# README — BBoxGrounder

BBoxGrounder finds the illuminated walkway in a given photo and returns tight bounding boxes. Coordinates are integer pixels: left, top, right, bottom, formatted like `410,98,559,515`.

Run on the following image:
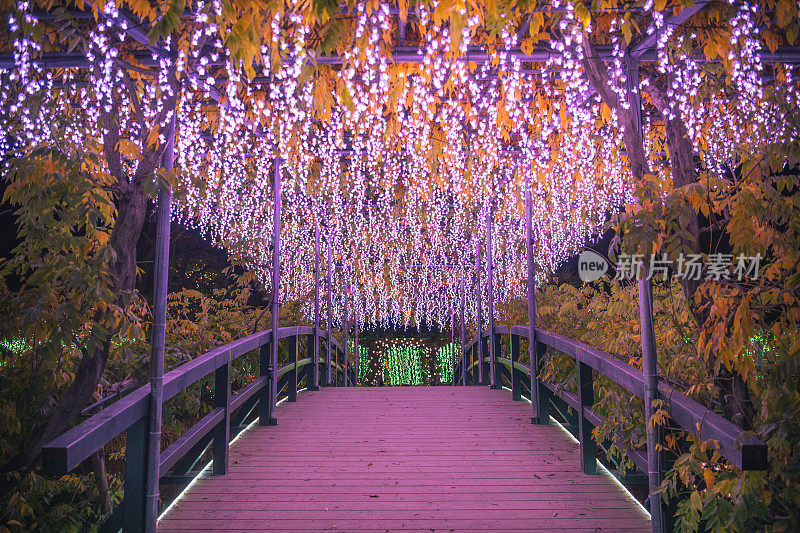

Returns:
159,387,650,532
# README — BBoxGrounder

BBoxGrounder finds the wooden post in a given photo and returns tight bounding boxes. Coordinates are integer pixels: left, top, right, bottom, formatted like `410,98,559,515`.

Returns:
511,334,521,400
337,346,343,387
288,333,298,402
306,333,315,391
266,158,282,427
493,333,502,389
212,353,231,474
535,341,550,424
577,355,596,474
486,207,499,389
258,341,271,425
144,115,174,531
481,335,490,385
122,416,148,532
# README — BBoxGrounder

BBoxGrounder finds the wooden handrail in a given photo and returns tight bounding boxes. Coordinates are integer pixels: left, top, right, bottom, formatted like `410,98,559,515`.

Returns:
457,326,767,471
42,326,344,475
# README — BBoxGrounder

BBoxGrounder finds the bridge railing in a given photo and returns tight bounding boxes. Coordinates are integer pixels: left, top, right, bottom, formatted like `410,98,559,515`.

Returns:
41,326,352,533
453,325,767,478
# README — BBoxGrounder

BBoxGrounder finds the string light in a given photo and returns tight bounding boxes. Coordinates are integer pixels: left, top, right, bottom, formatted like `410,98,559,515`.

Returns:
2,1,796,334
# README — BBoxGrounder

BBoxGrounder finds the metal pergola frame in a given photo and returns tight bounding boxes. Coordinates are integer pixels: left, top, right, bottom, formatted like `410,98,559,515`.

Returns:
3,3,794,533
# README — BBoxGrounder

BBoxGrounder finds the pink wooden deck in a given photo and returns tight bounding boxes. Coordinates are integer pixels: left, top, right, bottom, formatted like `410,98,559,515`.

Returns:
159,387,651,532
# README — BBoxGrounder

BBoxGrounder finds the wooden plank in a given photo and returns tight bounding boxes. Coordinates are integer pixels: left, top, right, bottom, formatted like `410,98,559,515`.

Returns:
160,518,649,531
159,387,649,532
165,498,644,510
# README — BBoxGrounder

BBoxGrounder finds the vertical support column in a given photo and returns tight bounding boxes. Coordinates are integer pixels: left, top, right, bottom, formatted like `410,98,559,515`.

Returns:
475,235,483,385
511,334,521,400
486,207,498,389
450,302,456,386
480,336,490,385
212,352,231,475
337,346,343,386
459,268,467,387
493,333,502,389
343,282,349,387
267,158,282,427
312,212,321,391
123,416,149,532
466,344,472,385
627,50,664,533
258,340,270,425
470,339,481,385
576,355,596,474
306,333,315,390
640,277,664,531
326,219,333,387
525,172,544,425
288,333,298,402
535,341,550,423
143,116,175,531
354,303,359,387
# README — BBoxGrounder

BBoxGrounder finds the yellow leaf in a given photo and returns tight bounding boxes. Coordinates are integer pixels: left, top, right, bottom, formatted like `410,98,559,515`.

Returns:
600,102,611,121
622,22,632,45
147,127,159,149
703,468,715,488
521,37,534,55
398,0,408,23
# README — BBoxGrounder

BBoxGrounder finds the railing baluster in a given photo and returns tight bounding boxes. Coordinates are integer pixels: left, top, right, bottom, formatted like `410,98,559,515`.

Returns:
493,332,502,390
481,335,490,385
533,340,550,424
511,334,521,401
288,334,298,402
212,352,231,475
472,343,479,386
577,356,596,475
307,333,315,390
467,344,474,385
336,347,342,386
122,416,148,532
259,341,276,426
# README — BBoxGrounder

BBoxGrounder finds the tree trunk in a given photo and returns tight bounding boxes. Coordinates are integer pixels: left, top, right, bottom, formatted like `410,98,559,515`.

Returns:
0,186,147,492
581,41,755,429
647,79,756,429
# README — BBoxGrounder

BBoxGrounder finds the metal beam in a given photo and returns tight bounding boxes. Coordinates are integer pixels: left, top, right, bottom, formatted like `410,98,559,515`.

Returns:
631,2,709,59
6,45,800,71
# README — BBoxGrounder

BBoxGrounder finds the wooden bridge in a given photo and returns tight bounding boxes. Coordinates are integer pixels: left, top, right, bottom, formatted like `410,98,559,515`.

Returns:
41,324,766,533
159,387,650,532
